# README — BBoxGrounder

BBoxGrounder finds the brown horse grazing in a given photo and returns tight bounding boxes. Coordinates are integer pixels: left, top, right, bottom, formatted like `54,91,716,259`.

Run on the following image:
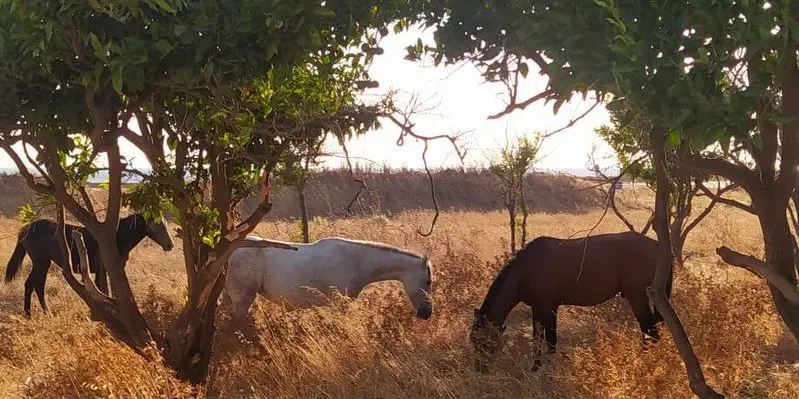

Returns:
470,231,672,372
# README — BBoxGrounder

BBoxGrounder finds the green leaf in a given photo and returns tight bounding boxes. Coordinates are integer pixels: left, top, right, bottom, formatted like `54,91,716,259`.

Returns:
519,62,529,78
88,33,102,52
667,129,681,147
155,40,173,55
314,7,336,18
553,97,566,114
174,24,188,37
147,0,177,13
112,66,124,94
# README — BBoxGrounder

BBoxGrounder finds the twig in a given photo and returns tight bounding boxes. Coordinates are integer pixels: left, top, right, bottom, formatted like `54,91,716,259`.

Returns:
381,97,468,236
542,98,602,138
487,90,555,120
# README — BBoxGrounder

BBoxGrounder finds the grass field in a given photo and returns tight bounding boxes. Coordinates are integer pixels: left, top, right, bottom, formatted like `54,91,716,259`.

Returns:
0,189,797,398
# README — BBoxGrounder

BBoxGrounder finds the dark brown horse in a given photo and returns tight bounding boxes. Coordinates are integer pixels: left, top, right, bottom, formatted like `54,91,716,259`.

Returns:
470,231,672,372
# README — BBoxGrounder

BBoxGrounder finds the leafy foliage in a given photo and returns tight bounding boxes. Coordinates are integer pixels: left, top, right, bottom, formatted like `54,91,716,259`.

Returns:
16,202,38,225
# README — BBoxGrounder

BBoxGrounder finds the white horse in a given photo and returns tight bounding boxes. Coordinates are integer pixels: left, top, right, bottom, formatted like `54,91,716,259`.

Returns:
224,236,434,323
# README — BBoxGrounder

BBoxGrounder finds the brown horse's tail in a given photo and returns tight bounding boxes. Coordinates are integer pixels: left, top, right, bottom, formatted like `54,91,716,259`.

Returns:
4,227,29,283
652,264,674,324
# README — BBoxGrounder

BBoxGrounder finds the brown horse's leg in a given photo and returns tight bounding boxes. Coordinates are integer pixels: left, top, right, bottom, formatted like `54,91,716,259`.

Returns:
625,290,659,345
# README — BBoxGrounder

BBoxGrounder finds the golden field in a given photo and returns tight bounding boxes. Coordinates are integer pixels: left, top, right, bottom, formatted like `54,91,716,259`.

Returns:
0,188,797,398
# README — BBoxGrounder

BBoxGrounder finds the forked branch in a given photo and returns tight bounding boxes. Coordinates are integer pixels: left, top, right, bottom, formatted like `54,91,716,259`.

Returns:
716,246,799,305
382,95,468,236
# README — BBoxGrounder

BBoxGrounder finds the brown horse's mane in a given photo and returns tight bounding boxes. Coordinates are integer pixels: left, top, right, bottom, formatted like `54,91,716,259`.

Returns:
477,236,553,315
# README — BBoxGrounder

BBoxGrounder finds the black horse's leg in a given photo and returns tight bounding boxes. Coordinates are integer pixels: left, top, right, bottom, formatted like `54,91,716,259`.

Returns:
531,306,546,371
625,290,659,346
23,267,35,318
543,306,558,354
24,260,48,317
33,265,49,314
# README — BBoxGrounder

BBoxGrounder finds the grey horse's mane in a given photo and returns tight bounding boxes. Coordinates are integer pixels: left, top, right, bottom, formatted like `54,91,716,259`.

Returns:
320,237,427,261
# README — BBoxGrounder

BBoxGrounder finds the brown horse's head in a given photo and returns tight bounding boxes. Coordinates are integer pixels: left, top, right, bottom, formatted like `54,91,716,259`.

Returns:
470,308,506,373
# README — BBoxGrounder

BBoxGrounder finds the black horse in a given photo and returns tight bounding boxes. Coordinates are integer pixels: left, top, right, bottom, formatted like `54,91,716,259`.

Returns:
3,213,174,316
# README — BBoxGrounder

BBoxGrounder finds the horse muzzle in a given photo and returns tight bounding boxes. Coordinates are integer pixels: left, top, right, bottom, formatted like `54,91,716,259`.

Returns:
416,301,433,320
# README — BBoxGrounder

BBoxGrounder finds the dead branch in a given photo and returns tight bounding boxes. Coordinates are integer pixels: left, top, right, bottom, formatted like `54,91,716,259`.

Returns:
487,89,555,120
542,98,602,138
337,137,367,216
682,180,738,240
71,230,118,308
695,181,754,214
55,204,118,318
0,141,54,194
381,95,468,236
716,246,799,305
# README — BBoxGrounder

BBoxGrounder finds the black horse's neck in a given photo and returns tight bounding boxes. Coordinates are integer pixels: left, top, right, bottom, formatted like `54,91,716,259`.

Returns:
116,214,149,257
477,238,548,325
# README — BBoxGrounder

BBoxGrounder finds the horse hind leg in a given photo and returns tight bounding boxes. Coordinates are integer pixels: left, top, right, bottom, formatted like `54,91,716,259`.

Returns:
227,286,257,326
33,265,49,315
24,260,48,317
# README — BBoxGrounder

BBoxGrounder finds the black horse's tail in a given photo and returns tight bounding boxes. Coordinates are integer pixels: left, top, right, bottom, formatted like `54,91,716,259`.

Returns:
4,227,29,283
652,264,674,324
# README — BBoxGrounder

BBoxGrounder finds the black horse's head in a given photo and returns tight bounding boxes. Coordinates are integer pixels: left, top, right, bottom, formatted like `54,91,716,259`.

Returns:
470,308,506,373
143,214,174,251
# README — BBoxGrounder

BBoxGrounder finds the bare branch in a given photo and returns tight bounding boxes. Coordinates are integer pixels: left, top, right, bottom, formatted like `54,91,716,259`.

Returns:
695,181,754,214
71,230,118,307
716,246,799,305
381,97,468,236
682,180,739,240
542,98,602,138
487,89,555,120
0,141,54,194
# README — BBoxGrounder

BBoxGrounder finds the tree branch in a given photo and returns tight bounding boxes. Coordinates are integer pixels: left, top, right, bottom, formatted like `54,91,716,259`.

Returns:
71,230,118,309
695,181,754,214
681,154,755,194
0,142,54,194
487,89,555,120
542,98,602,138
716,246,799,305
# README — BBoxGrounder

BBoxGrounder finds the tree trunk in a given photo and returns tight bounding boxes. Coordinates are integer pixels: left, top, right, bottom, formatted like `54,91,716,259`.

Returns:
519,177,529,248
507,199,516,253
649,132,724,398
167,262,226,384
670,218,686,267
299,189,310,243
753,194,799,340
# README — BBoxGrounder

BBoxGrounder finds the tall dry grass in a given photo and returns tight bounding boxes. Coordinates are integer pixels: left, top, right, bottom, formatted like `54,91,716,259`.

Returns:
0,190,797,398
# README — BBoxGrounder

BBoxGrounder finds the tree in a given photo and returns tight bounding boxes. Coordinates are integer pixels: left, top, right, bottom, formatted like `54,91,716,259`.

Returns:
594,107,741,267
0,0,411,383
274,141,322,244
489,134,540,252
398,1,799,396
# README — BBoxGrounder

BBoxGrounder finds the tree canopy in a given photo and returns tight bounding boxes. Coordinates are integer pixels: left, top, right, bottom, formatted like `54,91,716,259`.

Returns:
0,0,426,382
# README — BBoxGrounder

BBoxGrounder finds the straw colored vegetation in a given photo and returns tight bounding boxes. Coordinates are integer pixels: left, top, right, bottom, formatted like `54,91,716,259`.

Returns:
0,189,797,398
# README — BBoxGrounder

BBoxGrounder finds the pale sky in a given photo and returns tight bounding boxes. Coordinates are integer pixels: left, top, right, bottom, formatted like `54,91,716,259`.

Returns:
0,26,617,174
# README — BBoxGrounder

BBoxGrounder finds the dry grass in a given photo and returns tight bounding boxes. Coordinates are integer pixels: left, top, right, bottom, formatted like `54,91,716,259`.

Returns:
0,188,797,398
